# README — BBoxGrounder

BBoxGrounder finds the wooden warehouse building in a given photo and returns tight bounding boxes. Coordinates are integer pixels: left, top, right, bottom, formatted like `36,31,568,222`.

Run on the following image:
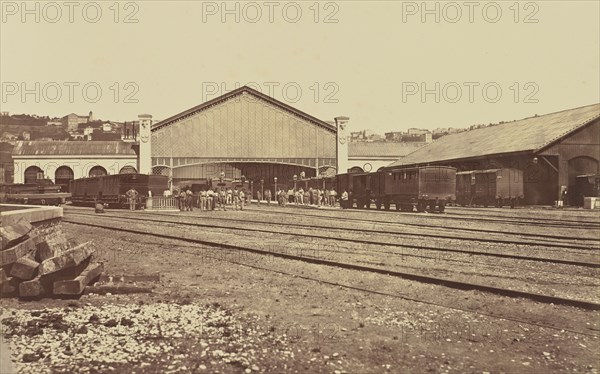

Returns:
387,103,600,205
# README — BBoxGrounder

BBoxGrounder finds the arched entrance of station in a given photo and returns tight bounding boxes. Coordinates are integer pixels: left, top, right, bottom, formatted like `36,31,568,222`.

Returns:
170,162,318,193
55,166,74,192
24,166,44,184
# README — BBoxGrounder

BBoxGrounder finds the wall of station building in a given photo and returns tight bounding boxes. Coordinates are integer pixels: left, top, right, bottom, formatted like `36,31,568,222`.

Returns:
150,91,337,185
12,157,138,186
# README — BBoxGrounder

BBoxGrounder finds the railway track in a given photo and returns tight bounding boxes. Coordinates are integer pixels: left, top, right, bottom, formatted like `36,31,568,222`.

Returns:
68,212,600,287
446,206,600,225
71,222,600,341
62,215,600,311
230,206,599,246
317,203,600,230
65,210,600,267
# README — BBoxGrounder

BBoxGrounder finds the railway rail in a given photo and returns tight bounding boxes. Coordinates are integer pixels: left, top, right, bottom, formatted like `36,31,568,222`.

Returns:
69,221,600,342
62,213,600,311
65,210,600,266
446,207,600,225
233,207,600,246
349,205,599,230
444,209,600,228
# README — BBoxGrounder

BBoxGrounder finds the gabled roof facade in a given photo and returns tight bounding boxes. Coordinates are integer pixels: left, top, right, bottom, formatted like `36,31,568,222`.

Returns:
152,86,336,134
387,103,600,168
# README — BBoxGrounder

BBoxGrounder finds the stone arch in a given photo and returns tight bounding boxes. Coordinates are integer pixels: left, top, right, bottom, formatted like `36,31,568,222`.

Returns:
55,166,74,192
89,166,108,177
119,165,138,174
24,166,44,184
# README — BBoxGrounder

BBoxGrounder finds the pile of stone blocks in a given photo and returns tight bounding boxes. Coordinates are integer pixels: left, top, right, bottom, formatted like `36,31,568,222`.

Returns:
0,218,103,298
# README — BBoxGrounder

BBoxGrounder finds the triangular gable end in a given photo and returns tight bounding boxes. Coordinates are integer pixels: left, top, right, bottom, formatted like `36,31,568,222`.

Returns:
152,86,336,134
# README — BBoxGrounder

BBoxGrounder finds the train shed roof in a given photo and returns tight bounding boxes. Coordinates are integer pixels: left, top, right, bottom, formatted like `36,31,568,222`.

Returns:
387,103,600,167
12,141,138,157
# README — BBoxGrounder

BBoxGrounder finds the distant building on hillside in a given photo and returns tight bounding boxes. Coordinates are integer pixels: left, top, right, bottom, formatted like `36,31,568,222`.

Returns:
407,128,429,135
62,111,94,132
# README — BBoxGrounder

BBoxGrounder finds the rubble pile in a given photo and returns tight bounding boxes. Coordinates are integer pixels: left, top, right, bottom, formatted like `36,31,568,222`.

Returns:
0,218,102,298
0,302,305,373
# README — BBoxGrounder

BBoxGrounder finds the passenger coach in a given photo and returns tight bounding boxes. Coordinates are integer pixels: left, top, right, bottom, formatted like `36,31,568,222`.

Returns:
339,166,456,212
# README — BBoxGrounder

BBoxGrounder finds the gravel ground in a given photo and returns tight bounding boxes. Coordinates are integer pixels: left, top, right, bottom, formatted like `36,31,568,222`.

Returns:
2,206,599,373
63,212,600,303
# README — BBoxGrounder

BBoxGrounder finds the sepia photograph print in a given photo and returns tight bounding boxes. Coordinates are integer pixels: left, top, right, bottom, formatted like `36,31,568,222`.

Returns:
1,1,599,373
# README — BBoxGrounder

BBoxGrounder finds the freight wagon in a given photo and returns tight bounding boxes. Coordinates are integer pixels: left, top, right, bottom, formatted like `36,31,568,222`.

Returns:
456,168,524,208
70,174,168,209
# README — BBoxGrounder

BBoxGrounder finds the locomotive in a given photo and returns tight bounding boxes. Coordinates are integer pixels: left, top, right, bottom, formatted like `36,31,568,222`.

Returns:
70,174,168,209
0,179,71,206
456,168,524,208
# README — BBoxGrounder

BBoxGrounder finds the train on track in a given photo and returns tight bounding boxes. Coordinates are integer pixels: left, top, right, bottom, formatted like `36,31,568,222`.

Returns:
456,168,524,208
301,166,456,212
0,179,71,206
298,166,533,211
70,174,168,209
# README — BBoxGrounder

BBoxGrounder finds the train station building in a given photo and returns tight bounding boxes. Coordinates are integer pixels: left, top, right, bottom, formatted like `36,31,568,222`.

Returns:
11,141,139,191
387,103,600,205
147,86,348,191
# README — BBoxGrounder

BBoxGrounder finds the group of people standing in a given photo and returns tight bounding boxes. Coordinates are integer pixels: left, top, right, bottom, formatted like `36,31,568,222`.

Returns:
166,185,350,212
170,186,247,211
274,187,348,208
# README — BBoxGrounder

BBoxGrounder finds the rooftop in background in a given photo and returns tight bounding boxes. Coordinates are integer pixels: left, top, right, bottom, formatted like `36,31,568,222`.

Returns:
349,142,427,158
387,103,600,168
12,141,138,157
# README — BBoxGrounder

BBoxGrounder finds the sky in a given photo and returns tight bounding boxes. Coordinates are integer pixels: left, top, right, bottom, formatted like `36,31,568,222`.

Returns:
1,0,599,133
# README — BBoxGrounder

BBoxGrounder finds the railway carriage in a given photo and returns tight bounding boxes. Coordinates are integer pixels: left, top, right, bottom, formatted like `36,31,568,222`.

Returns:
381,166,456,212
70,174,168,209
336,166,456,212
456,168,524,208
0,179,70,206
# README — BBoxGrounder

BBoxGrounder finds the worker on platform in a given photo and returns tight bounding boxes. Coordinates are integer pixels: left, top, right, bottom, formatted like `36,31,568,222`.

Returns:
233,187,240,210
256,190,262,206
219,188,227,211
329,188,338,207
226,187,233,206
200,189,207,212
179,188,187,211
264,188,271,205
206,188,219,210
341,190,349,209
239,189,245,210
125,187,139,211
186,187,194,211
